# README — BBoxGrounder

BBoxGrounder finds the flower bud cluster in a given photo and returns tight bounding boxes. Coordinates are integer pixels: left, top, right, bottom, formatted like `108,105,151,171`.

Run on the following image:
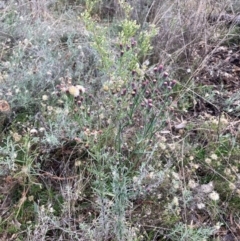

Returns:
119,64,177,110
118,38,137,58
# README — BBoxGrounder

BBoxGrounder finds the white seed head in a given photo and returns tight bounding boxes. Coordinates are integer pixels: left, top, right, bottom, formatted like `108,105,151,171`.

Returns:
30,128,38,135
210,154,218,160
42,95,48,101
199,181,214,194
68,85,80,97
197,203,205,209
208,191,219,201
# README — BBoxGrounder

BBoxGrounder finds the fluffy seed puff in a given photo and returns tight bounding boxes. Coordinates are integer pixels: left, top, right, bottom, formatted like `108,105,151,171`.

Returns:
68,85,86,97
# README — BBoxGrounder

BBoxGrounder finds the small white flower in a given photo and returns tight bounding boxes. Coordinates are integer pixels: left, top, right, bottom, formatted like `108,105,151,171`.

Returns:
12,132,22,142
39,127,46,133
224,168,231,176
133,176,139,183
205,158,211,164
191,163,199,169
229,183,236,190
75,160,82,167
159,143,166,150
173,180,180,189
99,113,104,119
208,191,219,201
236,189,240,196
197,203,205,209
213,161,220,166
47,106,54,111
232,166,238,173
188,179,198,189
214,222,222,230
168,143,176,151
28,195,34,201
157,194,162,199
22,165,29,174
210,154,218,160
172,196,179,206
211,119,218,125
30,128,38,135
147,172,154,179
49,207,54,213
42,95,48,101
220,117,228,125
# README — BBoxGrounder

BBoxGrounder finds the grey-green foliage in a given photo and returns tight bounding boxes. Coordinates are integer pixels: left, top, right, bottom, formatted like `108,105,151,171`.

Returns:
42,109,80,147
0,136,17,176
168,222,214,241
111,166,130,241
222,90,240,116
0,7,99,111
